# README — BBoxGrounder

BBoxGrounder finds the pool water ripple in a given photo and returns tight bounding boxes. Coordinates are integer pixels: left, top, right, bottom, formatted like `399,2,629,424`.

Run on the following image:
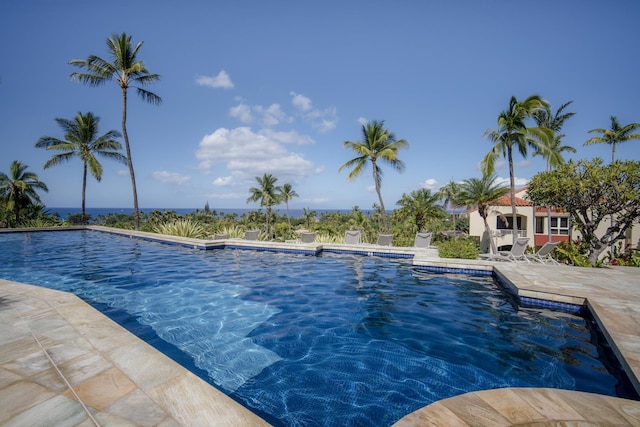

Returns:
0,230,635,426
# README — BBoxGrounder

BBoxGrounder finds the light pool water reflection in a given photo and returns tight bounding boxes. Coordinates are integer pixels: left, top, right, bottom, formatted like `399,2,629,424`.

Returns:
0,230,635,426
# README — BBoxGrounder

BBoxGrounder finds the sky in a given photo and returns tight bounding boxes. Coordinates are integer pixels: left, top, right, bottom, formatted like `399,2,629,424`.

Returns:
1,1,639,211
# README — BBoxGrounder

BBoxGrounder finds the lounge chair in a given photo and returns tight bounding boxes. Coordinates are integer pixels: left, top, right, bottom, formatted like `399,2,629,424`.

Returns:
244,230,259,240
414,232,433,249
300,232,316,243
526,242,560,265
344,230,361,245
214,233,229,240
479,237,529,262
376,234,393,247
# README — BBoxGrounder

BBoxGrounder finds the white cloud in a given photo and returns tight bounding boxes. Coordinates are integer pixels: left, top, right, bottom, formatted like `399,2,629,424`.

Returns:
254,103,291,127
152,171,191,186
495,176,529,187
196,127,317,185
213,176,233,186
229,103,252,123
290,91,312,111
195,70,234,89
357,117,368,126
421,178,438,190
116,169,128,176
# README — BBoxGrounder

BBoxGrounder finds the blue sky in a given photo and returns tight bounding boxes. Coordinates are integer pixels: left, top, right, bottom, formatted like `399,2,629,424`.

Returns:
1,1,639,211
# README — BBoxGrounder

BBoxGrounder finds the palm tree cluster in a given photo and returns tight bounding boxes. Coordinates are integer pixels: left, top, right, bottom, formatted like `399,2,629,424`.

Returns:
246,173,299,237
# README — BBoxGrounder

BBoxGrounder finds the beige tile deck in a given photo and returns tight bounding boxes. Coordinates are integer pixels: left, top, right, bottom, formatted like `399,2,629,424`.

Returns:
1,228,640,426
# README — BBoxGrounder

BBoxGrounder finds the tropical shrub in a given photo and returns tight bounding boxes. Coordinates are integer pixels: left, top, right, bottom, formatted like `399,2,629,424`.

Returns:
554,240,592,267
153,219,207,239
437,237,479,259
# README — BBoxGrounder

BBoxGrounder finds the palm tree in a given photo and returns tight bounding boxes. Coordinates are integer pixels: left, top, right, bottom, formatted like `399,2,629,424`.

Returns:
437,180,462,232
70,32,162,230
533,102,577,242
35,112,126,224
457,174,509,254
303,207,316,230
482,95,550,243
584,116,640,163
0,161,49,227
247,173,282,237
395,188,446,232
339,120,408,232
279,183,299,231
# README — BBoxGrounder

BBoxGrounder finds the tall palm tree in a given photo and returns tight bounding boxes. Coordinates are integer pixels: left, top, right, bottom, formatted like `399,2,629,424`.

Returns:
279,183,299,231
395,188,446,232
247,173,282,237
70,32,162,230
482,95,550,243
457,174,509,254
303,207,316,230
437,180,462,232
584,116,640,163
533,101,577,242
36,112,126,223
0,161,49,227
339,120,408,232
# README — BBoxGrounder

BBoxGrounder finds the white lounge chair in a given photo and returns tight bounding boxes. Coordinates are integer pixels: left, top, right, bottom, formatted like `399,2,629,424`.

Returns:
376,234,393,247
526,242,560,265
214,233,229,240
244,230,259,240
300,232,316,243
479,237,529,262
414,232,433,249
344,230,361,245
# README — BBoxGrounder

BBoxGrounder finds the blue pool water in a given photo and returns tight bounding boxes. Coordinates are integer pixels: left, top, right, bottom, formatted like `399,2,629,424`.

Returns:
0,230,635,426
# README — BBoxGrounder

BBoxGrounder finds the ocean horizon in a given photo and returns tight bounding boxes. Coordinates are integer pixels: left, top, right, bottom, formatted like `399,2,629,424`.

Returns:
47,207,355,219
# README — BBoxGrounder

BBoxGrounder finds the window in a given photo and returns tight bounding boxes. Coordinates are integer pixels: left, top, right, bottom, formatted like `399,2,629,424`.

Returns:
550,217,570,235
535,217,545,234
496,215,523,230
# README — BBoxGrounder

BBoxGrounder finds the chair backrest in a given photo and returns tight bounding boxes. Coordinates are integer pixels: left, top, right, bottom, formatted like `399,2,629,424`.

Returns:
301,232,316,243
345,230,361,245
536,241,559,256
510,238,529,256
414,232,432,248
244,230,259,240
377,234,393,246
214,233,229,240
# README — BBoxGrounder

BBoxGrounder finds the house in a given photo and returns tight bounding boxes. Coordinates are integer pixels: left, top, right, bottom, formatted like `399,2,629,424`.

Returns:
467,187,639,255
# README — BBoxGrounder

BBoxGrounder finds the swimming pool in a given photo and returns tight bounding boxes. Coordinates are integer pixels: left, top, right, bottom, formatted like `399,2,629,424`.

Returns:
0,230,635,426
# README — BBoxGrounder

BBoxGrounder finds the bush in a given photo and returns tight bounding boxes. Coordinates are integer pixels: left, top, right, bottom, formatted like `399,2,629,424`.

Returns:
437,237,479,259
554,240,592,267
153,219,207,239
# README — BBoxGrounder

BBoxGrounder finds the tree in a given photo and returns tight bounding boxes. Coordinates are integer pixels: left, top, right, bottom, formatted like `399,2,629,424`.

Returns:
339,120,408,232
526,158,640,265
533,101,577,242
70,32,162,230
35,112,126,223
303,207,316,230
247,173,282,237
0,161,49,227
482,95,551,243
437,180,462,232
279,183,299,231
584,116,640,164
457,174,509,254
395,188,446,232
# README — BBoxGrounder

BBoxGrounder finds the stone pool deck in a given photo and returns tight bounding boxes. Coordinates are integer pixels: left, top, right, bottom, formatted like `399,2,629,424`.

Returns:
1,228,640,426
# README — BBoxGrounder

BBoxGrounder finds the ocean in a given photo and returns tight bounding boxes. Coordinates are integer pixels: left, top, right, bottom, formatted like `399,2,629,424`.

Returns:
47,207,352,219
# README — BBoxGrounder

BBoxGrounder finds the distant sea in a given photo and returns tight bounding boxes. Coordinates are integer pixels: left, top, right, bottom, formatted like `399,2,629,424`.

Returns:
47,207,352,219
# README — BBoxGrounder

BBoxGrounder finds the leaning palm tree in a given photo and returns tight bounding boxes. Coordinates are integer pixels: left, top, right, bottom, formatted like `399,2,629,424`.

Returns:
584,116,640,163
36,112,126,224
533,102,577,242
279,183,299,231
339,120,408,232
247,173,282,237
437,180,462,233
457,174,509,254
0,161,49,227
69,32,162,230
482,95,550,243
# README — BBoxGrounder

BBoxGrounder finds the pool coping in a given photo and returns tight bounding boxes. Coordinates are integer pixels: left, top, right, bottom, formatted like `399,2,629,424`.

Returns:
2,226,640,426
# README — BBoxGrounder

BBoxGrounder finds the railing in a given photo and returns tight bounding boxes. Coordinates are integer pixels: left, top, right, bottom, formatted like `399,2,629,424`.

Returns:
493,229,527,238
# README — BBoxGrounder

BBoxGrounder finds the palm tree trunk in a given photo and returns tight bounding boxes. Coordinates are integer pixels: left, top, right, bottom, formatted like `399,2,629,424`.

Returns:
372,161,389,232
121,87,140,230
82,164,88,225
508,147,518,244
